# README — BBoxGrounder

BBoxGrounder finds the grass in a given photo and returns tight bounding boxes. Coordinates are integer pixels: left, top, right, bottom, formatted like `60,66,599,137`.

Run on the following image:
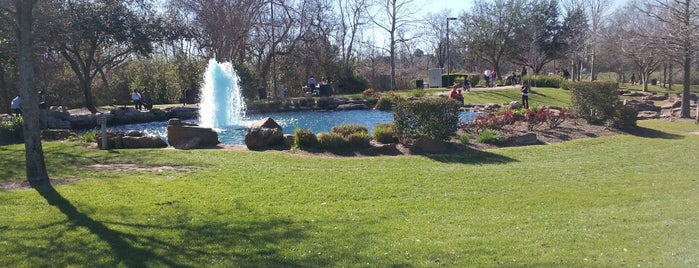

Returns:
1,119,698,267
464,87,572,108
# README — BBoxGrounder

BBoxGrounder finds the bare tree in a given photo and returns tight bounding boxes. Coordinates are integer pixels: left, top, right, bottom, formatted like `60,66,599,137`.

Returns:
610,1,665,92
584,0,613,81
336,0,369,76
369,0,420,90
641,0,699,118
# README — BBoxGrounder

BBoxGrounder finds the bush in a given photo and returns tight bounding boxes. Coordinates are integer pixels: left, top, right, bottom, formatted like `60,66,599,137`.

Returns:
476,129,505,144
459,134,470,144
293,129,317,149
373,123,398,143
375,94,401,111
317,132,347,150
393,97,460,142
347,132,371,148
331,124,368,137
568,81,619,124
468,74,480,87
522,75,564,88
0,117,23,144
409,89,426,97
612,104,638,131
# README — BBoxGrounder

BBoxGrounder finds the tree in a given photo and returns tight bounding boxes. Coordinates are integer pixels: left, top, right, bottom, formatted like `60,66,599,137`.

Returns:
369,0,420,90
610,1,665,92
641,0,699,118
462,0,526,75
0,0,50,186
48,0,168,114
512,0,565,74
560,1,588,81
584,0,613,81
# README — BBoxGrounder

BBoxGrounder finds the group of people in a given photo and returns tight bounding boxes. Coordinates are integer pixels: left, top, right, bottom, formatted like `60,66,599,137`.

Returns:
305,75,332,96
131,90,153,111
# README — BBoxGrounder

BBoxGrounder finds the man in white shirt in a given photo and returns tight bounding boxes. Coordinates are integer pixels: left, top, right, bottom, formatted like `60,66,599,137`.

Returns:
11,96,21,116
131,90,142,110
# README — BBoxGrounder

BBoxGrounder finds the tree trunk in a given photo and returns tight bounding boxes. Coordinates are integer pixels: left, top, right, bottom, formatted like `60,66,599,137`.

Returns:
16,0,49,186
680,51,691,118
668,63,673,91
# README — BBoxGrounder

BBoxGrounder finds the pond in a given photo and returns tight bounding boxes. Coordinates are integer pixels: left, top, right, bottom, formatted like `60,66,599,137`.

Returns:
107,109,479,145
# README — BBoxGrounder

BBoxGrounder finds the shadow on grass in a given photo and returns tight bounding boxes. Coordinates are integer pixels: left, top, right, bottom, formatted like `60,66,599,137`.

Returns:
0,146,24,182
418,145,517,164
19,182,367,267
627,126,684,139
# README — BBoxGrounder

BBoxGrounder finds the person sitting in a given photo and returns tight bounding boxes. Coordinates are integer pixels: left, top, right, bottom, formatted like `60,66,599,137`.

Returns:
449,87,464,104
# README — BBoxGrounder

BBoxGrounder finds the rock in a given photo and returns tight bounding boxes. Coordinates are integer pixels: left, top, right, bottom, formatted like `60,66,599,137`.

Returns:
484,103,501,110
623,99,661,112
643,94,668,101
41,129,75,141
336,103,369,110
245,117,284,150
637,111,659,120
121,136,168,148
661,100,682,109
508,101,523,110
283,134,295,147
408,137,449,154
505,132,539,146
167,118,220,149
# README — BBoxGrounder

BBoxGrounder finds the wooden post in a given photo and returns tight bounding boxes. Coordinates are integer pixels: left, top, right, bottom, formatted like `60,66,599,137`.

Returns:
97,114,108,149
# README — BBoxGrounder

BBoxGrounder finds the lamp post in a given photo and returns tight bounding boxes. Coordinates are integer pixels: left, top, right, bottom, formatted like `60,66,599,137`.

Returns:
446,17,457,87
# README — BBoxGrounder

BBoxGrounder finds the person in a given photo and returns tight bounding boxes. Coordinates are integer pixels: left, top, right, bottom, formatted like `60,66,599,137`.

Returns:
521,66,527,84
141,92,153,110
449,87,464,104
131,90,142,110
490,69,498,87
521,82,530,109
11,96,21,117
463,78,471,92
630,73,636,85
307,76,317,91
562,69,570,80
483,69,491,88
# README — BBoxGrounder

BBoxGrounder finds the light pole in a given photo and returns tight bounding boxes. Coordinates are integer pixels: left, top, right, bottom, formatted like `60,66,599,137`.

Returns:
446,17,457,87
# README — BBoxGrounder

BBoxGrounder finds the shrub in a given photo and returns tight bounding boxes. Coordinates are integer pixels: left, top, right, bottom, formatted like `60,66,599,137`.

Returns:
409,89,426,97
612,104,638,131
347,132,371,148
317,132,347,150
568,81,619,124
73,130,97,143
468,74,480,87
476,129,505,144
469,110,517,132
546,108,573,129
293,129,317,149
331,124,368,137
459,134,470,144
373,123,398,143
522,75,564,88
393,97,460,142
0,116,23,145
375,93,401,111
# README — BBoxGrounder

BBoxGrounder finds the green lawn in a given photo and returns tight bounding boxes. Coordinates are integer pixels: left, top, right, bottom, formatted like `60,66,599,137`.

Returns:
463,87,571,108
1,119,698,267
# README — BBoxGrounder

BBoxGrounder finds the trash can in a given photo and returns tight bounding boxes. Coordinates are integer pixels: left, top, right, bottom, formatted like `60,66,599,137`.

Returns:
416,79,424,89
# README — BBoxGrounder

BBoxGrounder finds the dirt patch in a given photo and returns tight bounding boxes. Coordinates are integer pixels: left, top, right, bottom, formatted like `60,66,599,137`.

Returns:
84,164,196,172
0,178,79,191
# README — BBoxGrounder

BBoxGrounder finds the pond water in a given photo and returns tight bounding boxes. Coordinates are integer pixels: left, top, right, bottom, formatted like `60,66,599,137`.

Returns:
107,109,479,145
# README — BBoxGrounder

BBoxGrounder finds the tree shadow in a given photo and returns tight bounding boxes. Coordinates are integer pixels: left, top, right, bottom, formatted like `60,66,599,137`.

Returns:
417,144,517,164
20,182,373,267
626,126,684,139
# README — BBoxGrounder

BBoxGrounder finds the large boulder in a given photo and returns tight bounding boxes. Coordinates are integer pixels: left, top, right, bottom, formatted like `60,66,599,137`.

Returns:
336,103,369,110
167,118,220,149
122,136,168,149
505,132,539,146
245,117,284,150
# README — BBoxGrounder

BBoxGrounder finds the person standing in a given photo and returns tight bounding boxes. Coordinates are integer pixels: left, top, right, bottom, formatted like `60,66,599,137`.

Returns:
131,90,142,110
521,82,530,109
307,76,317,91
11,96,21,116
490,69,498,87
484,69,491,88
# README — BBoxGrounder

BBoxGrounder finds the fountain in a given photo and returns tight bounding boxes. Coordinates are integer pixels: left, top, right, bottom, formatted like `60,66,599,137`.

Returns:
198,59,246,129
